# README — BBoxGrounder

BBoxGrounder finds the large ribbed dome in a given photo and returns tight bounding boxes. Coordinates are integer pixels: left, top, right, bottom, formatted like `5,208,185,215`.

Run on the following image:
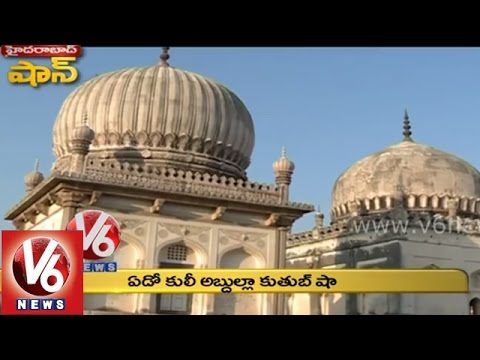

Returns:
331,140,480,217
52,62,255,179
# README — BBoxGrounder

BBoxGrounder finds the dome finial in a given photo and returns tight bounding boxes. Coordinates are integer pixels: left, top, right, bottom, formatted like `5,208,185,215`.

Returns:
72,111,95,144
403,109,412,141
34,158,39,171
273,145,295,181
160,47,170,67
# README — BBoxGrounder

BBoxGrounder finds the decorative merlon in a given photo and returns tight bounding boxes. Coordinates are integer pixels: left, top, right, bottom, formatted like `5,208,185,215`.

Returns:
211,206,226,220
447,198,459,218
331,193,480,221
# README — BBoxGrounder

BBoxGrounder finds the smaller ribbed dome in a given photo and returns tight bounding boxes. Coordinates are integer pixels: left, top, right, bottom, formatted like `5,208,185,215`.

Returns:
72,114,95,142
25,160,44,192
273,146,295,174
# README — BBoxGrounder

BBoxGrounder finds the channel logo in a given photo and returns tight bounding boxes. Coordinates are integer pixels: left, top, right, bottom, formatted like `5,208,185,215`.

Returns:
66,210,121,272
1,230,83,315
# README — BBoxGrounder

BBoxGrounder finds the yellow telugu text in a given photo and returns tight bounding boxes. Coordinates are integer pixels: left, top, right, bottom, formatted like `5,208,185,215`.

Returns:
7,57,78,87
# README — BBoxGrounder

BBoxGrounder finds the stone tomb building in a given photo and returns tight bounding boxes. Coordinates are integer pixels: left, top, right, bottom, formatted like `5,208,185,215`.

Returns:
5,50,480,315
5,50,312,315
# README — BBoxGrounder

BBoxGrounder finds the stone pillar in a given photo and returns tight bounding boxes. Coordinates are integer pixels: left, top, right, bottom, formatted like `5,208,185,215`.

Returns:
275,226,290,314
273,147,295,205
310,293,321,315
56,190,86,228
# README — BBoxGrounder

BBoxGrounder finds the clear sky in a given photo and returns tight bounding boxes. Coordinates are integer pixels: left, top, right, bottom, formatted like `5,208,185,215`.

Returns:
1,47,480,233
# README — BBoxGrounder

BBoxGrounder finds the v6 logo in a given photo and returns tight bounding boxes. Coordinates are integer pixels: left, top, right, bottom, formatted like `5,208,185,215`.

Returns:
12,237,71,296
67,210,121,260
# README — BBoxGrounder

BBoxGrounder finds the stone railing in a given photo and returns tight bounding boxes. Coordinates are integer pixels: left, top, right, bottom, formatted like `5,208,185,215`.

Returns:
288,211,480,248
5,158,314,216
331,194,480,221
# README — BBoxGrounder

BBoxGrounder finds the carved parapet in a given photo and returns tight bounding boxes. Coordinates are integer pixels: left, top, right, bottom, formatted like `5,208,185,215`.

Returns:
67,163,284,206
333,193,480,221
150,198,165,214
287,230,315,247
211,206,226,220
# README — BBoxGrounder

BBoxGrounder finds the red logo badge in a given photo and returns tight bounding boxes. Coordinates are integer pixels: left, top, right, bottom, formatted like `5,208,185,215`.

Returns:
2,230,84,315
67,210,121,260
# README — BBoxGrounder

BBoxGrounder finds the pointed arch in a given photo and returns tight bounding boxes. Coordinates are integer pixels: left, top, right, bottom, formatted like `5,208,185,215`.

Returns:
155,238,208,315
218,243,265,268
470,270,480,289
469,297,480,315
214,246,263,314
120,232,146,260
156,237,208,267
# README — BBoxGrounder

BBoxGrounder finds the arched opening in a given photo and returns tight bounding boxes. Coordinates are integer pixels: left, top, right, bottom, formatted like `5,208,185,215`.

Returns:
469,298,480,315
213,247,262,315
84,238,141,313
470,270,480,289
156,242,197,315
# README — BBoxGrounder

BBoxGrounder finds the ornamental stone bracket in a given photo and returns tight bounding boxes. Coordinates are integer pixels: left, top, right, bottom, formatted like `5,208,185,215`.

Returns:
89,191,102,206
47,192,58,206
265,213,280,226
12,218,24,229
264,213,296,228
13,192,59,226
149,198,166,214
55,190,89,208
21,211,36,224
34,203,49,216
211,206,227,220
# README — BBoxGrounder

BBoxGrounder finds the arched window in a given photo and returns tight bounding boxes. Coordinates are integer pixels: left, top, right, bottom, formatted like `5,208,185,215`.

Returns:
470,270,480,289
469,298,480,315
157,243,195,314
